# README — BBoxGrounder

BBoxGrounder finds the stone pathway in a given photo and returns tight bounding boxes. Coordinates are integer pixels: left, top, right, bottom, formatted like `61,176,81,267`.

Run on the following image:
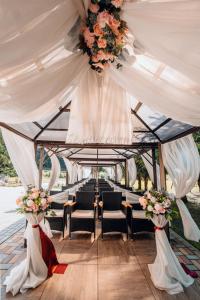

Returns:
0,218,25,244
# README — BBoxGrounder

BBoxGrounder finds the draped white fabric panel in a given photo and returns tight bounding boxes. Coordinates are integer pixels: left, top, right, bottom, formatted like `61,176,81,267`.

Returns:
122,0,200,85
109,63,200,126
63,157,78,184
47,151,61,191
1,128,39,188
77,165,83,181
149,215,193,295
142,152,161,191
4,213,48,296
0,53,88,123
66,70,133,144
128,158,137,187
0,0,78,72
162,135,200,242
117,164,123,183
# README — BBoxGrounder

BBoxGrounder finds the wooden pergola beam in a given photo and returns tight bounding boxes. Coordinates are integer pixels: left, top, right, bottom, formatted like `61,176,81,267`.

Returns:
68,157,125,162
0,122,33,142
36,141,158,149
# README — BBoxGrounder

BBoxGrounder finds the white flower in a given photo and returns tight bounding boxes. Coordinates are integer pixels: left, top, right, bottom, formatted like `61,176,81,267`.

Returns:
41,198,47,206
147,205,153,212
27,199,34,207
151,196,156,203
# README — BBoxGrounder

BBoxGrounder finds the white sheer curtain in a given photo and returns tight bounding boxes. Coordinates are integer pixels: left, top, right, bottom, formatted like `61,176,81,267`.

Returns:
77,165,83,181
1,128,39,188
47,151,61,191
4,213,48,296
128,157,137,187
122,0,200,85
142,151,161,191
66,70,133,144
117,164,123,183
162,135,200,242
63,157,78,184
149,215,193,295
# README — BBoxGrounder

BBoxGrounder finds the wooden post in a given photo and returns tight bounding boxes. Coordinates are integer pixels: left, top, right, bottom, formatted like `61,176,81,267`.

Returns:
158,143,166,190
38,145,44,189
152,148,158,190
125,160,129,188
66,170,68,186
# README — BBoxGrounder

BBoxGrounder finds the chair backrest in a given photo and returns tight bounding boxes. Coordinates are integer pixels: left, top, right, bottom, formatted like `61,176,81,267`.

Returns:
102,192,122,211
50,202,64,210
99,187,114,194
75,191,95,210
80,185,95,191
132,203,143,210
50,190,60,195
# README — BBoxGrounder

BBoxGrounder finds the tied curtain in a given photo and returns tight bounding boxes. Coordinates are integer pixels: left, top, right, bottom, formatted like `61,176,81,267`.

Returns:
162,135,200,242
128,157,137,187
47,151,61,191
1,128,39,188
142,151,161,191
63,157,78,184
66,70,133,144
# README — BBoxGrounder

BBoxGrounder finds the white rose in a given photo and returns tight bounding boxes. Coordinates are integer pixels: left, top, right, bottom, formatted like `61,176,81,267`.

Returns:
147,205,153,212
40,192,46,198
151,196,156,203
41,198,47,206
27,199,34,207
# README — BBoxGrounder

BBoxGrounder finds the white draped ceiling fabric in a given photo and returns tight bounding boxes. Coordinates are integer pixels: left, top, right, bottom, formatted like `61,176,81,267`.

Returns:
47,151,61,191
128,158,137,187
0,0,200,135
162,135,200,242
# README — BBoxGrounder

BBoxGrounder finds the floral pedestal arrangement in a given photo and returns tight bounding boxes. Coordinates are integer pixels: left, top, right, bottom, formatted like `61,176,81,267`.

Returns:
139,191,194,295
3,187,66,296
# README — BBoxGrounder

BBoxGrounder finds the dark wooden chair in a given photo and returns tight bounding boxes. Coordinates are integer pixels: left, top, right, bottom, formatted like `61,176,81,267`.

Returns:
69,191,96,239
45,202,67,238
100,192,128,239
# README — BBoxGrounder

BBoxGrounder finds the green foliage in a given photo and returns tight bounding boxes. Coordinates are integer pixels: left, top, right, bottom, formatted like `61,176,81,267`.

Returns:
0,130,17,177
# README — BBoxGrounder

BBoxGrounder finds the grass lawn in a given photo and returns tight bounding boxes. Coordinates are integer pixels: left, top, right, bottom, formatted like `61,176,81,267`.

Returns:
171,201,200,250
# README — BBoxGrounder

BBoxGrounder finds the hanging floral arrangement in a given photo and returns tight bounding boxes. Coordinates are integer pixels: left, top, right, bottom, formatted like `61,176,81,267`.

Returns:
79,0,128,73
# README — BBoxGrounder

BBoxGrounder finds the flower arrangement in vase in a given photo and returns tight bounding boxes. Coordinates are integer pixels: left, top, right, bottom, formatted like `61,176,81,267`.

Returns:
16,186,52,214
79,0,128,72
139,190,178,222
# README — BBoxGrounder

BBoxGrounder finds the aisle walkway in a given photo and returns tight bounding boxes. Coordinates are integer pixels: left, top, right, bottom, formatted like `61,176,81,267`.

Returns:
1,225,200,300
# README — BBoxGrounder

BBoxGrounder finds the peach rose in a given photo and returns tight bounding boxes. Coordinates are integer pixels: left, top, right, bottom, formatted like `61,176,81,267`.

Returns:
97,11,110,28
31,191,39,199
111,0,123,8
83,27,95,48
97,38,107,49
92,55,99,63
89,3,99,14
93,23,103,36
16,198,23,207
139,197,148,209
109,16,120,29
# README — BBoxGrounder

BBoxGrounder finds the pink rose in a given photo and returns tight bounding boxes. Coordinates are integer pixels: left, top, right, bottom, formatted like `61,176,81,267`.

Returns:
32,192,39,199
154,203,165,214
97,38,107,49
47,196,53,203
89,3,99,14
111,0,123,8
41,198,47,206
139,197,147,209
97,11,110,28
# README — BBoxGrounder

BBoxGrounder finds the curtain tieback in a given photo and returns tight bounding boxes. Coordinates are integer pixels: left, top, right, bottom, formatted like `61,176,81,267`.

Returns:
154,226,164,231
32,224,39,228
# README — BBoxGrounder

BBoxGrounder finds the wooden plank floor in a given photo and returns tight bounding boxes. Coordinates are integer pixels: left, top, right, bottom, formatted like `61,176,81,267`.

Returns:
3,224,200,300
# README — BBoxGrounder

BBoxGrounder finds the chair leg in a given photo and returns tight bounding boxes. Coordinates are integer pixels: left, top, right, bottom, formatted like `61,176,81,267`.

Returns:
69,218,72,239
131,219,134,240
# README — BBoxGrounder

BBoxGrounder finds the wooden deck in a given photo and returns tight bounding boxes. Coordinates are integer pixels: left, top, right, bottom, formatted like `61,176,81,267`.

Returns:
2,225,200,300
